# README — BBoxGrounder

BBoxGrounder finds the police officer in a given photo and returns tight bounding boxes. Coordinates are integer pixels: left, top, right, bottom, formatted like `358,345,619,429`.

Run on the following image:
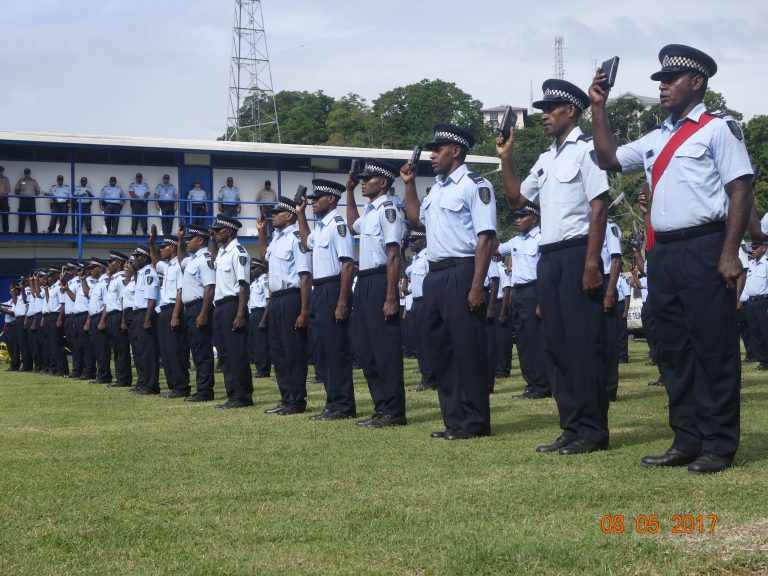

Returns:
130,244,161,395
100,177,126,235
178,224,217,402
347,160,406,428
256,198,311,415
155,174,178,235
14,168,41,233
741,242,768,369
64,261,96,380
128,173,151,235
590,44,762,473
494,258,514,379
27,272,45,372
1,285,19,370
404,230,437,392
247,259,271,378
83,258,111,384
72,176,94,234
210,214,253,408
498,81,610,454
121,257,139,386
483,255,501,393
218,177,240,218
403,124,497,439
498,204,551,399
44,268,67,376
13,279,31,371
297,179,357,420
616,267,632,364
152,234,190,398
46,175,71,234
102,251,132,388
0,166,11,233
187,179,209,226
602,218,624,401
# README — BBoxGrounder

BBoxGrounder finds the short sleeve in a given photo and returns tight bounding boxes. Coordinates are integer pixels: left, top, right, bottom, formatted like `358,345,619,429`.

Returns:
711,118,753,186
379,206,401,247
331,222,354,261
498,239,513,258
581,143,610,201
520,161,541,204
352,217,361,235
234,249,250,284
469,179,497,235
307,228,317,250
606,222,622,256
155,261,168,276
616,135,649,174
293,239,313,274
200,254,216,286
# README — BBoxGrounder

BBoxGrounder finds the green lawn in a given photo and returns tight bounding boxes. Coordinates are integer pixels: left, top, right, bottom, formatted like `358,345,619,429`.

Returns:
1,342,766,575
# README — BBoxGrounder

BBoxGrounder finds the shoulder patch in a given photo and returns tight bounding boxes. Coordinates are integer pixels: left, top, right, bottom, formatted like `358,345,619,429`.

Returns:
611,225,619,237
577,133,593,142
478,187,491,205
337,223,347,237
385,208,397,223
726,120,743,141
147,276,154,285
467,172,485,184
239,255,247,266
589,150,598,165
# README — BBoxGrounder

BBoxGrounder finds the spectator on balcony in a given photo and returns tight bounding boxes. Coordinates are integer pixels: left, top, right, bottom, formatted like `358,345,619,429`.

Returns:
218,177,240,218
46,175,71,234
154,174,178,235
187,179,209,226
14,168,41,234
0,166,11,233
100,177,127,235
128,172,150,235
72,177,94,234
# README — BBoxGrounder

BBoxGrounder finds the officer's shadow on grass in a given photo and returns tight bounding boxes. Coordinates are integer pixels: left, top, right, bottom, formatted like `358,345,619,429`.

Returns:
734,433,768,465
488,413,560,437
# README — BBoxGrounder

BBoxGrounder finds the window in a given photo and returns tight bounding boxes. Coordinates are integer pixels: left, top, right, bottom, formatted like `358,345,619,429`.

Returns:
488,112,499,123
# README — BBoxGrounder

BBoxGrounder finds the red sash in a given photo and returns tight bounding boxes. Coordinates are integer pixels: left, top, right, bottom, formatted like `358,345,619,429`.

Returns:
645,112,716,250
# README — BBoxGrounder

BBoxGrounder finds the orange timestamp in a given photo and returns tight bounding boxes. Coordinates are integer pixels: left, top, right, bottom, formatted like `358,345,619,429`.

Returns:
600,514,718,534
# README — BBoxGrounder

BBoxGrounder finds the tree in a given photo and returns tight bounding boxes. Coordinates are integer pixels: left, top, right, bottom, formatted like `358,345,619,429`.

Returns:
325,94,372,147
370,79,485,149
745,115,768,214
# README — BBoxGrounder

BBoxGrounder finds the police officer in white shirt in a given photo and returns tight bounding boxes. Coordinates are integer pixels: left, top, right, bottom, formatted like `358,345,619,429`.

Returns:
601,218,623,401
46,175,71,234
2,285,20,371
152,234,190,398
12,281,31,371
43,268,67,376
591,44,763,473
101,251,132,388
187,179,209,226
498,204,551,399
741,242,768,369
403,124,497,440
83,258,111,384
347,159,406,428
72,176,94,234
257,198,312,415
498,80,610,455
177,224,217,402
210,214,253,408
100,177,127,235
155,174,178,235
130,244,161,394
218,177,240,218
404,231,436,392
247,259,271,379
296,179,357,420
616,271,632,364
63,261,96,380
128,173,151,235
483,256,501,394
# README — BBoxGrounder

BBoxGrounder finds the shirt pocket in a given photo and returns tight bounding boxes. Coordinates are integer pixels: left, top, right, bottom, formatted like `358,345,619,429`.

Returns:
672,143,708,180
554,164,583,204
275,245,294,262
438,194,465,213
363,216,382,236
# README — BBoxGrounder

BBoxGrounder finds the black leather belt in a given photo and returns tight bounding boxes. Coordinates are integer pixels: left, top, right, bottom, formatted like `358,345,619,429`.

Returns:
748,294,768,303
539,236,588,253
412,296,423,302
214,295,238,306
160,303,175,311
312,275,340,287
124,307,133,312
107,310,121,316
74,311,88,317
184,298,202,307
428,257,474,272
271,288,300,299
514,280,537,289
654,221,725,244
357,265,387,277
133,307,147,313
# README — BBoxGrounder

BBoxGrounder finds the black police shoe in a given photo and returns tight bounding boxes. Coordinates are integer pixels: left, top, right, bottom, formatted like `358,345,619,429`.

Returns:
536,434,575,453
162,390,190,399
107,382,131,388
364,414,407,428
254,372,271,378
264,404,287,414
445,430,484,440
558,437,608,455
278,406,306,416
688,453,733,474
513,390,551,399
355,413,383,427
216,400,253,409
641,448,698,468
133,388,160,396
318,410,356,421
184,394,214,403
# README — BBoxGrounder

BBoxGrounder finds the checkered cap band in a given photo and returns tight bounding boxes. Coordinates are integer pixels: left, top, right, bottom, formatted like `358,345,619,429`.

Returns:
161,237,179,247
186,225,209,237
433,130,471,148
134,247,149,256
274,202,297,215
543,88,587,110
410,231,426,238
89,258,108,268
109,251,129,261
364,163,398,181
660,54,712,77
214,217,241,230
313,184,343,197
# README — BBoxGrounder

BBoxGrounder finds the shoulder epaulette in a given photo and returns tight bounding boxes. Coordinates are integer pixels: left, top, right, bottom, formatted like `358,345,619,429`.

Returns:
334,215,344,222
236,244,247,254
706,109,727,119
577,134,593,143
292,230,302,239
383,200,394,207
467,172,485,184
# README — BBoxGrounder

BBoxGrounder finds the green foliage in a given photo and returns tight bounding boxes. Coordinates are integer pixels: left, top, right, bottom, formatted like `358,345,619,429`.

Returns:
744,115,768,214
325,93,372,148
704,89,743,121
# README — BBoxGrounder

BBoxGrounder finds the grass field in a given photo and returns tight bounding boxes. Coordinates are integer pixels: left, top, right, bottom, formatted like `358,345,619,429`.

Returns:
1,341,767,576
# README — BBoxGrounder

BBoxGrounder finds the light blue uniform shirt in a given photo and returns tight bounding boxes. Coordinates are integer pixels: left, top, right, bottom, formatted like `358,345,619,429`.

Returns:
73,185,93,204
249,274,269,310
104,271,124,312
157,258,182,306
521,127,609,245
601,219,622,275
101,186,126,204
419,164,496,261
498,264,512,296
307,209,354,279
483,258,501,289
616,103,753,232
71,278,89,314
499,225,541,286
616,275,631,301
265,224,311,292
214,239,251,300
87,274,108,316
744,257,768,297
188,187,208,205
123,277,136,310
353,194,402,270
180,247,216,304
134,264,160,309
218,185,240,204
405,249,428,299
47,281,63,313
155,183,177,201
129,181,151,199
3,298,13,324
47,184,71,203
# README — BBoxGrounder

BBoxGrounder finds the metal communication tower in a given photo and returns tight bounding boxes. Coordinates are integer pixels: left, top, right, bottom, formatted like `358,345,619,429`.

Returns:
226,0,280,142
553,36,565,80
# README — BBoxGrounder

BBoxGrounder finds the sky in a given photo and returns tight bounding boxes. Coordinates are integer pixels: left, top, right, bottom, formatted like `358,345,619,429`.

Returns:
1,0,766,141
